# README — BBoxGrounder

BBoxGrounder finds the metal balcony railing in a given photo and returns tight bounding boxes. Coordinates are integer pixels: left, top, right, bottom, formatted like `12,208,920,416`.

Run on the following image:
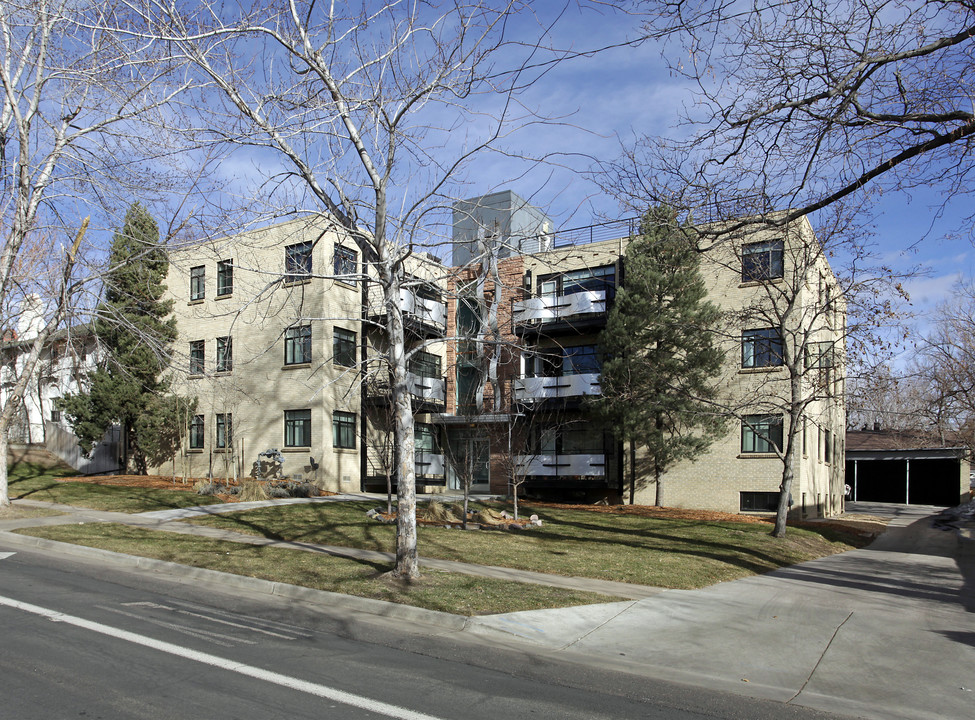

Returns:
514,453,606,477
512,372,601,403
512,290,607,329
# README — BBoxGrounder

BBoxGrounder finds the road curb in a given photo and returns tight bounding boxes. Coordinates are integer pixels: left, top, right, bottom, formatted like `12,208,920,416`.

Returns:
0,530,470,632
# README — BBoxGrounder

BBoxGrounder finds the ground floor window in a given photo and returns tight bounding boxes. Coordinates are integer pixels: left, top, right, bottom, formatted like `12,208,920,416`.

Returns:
332,411,356,449
741,415,783,454
216,413,232,449
740,491,779,512
189,414,204,449
285,409,312,447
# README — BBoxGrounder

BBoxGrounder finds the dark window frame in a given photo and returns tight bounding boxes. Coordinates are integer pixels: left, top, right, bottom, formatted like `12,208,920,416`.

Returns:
284,409,312,448
332,410,356,449
741,415,783,454
742,328,784,368
189,340,205,375
537,264,616,299
408,350,441,379
216,336,232,373
190,266,205,300
740,491,779,512
741,239,784,282
333,245,357,284
216,413,232,449
189,414,204,449
217,260,233,296
284,325,312,365
332,327,356,367
285,241,313,281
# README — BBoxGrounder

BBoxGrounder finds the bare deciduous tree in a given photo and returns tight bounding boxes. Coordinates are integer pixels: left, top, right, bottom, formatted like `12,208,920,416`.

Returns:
608,0,975,231
134,1,566,578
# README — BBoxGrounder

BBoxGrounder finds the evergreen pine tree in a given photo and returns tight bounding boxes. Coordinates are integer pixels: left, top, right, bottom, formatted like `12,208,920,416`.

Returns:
60,203,181,473
591,207,726,505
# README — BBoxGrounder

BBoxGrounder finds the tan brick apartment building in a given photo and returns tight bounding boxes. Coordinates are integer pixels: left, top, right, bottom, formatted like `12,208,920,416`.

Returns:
162,193,846,518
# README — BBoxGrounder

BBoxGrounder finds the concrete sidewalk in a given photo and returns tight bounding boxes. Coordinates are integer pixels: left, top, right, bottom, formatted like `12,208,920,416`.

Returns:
4,497,973,719
466,505,975,720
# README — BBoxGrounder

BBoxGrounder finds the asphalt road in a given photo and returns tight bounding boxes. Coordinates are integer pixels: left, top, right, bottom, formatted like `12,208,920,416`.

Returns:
0,543,846,720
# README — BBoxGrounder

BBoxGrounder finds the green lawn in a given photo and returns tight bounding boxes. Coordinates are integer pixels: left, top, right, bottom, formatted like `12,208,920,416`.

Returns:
14,523,620,615
185,500,864,589
7,463,221,514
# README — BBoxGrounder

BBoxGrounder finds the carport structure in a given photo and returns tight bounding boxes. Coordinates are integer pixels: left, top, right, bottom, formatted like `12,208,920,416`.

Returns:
845,430,970,506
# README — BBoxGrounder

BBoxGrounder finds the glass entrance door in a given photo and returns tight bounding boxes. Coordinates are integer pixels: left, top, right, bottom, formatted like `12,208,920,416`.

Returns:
447,435,490,492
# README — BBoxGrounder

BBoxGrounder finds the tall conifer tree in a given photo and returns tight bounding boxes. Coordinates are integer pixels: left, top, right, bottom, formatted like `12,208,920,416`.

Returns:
592,207,726,505
60,203,180,473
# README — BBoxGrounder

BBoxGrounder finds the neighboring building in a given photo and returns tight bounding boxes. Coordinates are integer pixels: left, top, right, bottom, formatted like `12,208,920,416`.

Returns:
846,429,970,506
1,314,120,474
163,198,847,517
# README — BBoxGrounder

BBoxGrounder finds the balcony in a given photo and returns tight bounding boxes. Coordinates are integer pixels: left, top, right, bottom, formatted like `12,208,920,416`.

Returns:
512,373,600,406
366,372,446,410
369,288,446,338
414,451,445,479
512,290,608,335
515,453,606,478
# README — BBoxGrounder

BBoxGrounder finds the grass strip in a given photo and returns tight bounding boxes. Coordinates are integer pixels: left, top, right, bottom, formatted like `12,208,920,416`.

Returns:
0,505,66,520
186,500,865,589
7,463,220,514
13,523,622,615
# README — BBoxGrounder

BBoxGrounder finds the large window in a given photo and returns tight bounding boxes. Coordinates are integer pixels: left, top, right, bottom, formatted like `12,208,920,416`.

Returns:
740,491,779,512
742,328,783,368
535,425,603,454
408,351,441,379
805,341,835,369
415,423,438,452
528,345,600,377
332,411,356,449
742,239,784,281
741,415,783,454
216,336,232,373
333,245,357,284
190,266,205,300
285,241,313,281
189,340,205,375
189,414,204,449
538,265,615,299
285,325,312,365
216,413,232,449
332,327,356,367
217,260,233,296
285,409,311,447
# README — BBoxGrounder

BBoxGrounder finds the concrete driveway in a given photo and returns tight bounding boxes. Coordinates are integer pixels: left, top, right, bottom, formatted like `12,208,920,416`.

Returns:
466,504,975,720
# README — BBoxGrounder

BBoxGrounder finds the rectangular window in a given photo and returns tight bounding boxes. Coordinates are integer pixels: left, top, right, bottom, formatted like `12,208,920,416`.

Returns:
805,341,835,369
332,327,356,367
189,414,204,449
216,336,232,373
333,245,357,284
538,265,616,299
825,431,833,463
217,260,233,296
742,239,784,281
332,410,356,449
285,325,312,365
216,413,232,449
415,423,438,452
456,363,480,414
408,351,441,379
741,415,783,454
740,491,779,512
562,345,600,375
190,266,205,300
189,340,205,375
285,409,312,447
742,328,784,368
51,408,61,423
285,241,313,281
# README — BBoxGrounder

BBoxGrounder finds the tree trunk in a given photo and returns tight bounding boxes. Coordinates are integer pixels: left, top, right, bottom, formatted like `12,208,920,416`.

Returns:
0,431,9,507
629,439,636,505
654,461,663,507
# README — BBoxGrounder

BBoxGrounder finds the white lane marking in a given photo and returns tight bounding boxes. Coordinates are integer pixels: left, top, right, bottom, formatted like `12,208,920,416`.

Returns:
0,594,444,720
0,552,15,560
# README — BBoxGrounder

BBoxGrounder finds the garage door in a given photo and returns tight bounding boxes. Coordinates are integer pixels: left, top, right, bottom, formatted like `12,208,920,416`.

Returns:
846,458,962,506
